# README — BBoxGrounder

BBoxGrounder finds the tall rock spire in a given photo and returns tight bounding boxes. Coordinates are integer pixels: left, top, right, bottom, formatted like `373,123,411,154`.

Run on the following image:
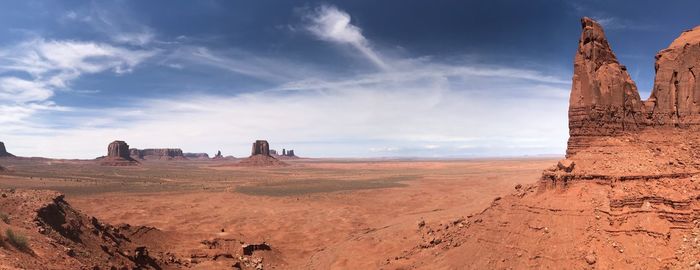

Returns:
567,17,645,156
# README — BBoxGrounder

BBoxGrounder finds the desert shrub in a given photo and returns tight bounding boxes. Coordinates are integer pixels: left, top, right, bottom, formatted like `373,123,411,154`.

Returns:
0,213,9,224
5,229,28,251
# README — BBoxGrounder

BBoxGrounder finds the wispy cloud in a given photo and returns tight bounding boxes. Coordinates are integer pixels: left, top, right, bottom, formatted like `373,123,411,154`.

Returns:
164,46,329,83
0,3,570,159
0,38,156,137
304,5,390,70
62,3,156,46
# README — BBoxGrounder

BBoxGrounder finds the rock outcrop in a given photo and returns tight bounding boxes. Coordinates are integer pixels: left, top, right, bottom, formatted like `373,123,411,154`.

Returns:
251,140,271,156
0,142,15,157
567,17,645,156
0,189,176,269
184,153,210,159
567,18,700,156
130,148,186,160
381,19,700,270
647,25,700,126
212,150,225,159
275,148,299,159
129,148,143,159
100,141,139,166
228,140,287,167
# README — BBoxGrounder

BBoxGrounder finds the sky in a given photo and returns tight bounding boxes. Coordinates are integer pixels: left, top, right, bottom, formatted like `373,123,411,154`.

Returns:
1,0,699,159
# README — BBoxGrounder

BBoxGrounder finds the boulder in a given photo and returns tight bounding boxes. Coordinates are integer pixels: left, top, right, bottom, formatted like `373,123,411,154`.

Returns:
557,159,575,173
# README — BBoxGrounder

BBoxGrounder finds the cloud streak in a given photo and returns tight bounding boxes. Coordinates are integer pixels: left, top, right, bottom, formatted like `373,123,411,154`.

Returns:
305,5,390,70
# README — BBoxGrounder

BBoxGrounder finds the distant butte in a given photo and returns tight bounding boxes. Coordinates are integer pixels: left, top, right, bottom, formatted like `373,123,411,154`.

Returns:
129,148,186,160
184,152,210,160
0,141,15,157
234,140,287,167
100,140,140,166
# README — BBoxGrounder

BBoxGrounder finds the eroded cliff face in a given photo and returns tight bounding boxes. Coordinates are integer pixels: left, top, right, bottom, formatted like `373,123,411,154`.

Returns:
251,140,271,156
567,18,700,157
567,17,646,156
101,141,139,166
647,25,700,126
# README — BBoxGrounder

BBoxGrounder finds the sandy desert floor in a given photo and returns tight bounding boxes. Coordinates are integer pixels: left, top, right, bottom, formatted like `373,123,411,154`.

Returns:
0,157,557,269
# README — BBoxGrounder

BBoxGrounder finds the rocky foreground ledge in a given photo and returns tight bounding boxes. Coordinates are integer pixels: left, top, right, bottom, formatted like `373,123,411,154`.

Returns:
0,189,281,269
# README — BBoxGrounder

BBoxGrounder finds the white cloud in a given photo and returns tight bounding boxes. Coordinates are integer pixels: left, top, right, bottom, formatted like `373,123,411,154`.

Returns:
0,4,571,159
165,46,326,83
61,3,156,46
0,58,569,158
0,77,52,103
112,31,156,46
0,38,155,142
305,5,390,70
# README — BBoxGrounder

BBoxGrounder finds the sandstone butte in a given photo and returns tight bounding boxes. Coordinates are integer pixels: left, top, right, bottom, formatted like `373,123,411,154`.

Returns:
0,141,15,157
234,140,287,167
351,18,700,269
100,140,140,166
130,148,187,160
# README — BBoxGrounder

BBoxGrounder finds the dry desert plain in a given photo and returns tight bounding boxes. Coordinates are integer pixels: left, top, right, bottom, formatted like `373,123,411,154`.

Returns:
0,157,556,269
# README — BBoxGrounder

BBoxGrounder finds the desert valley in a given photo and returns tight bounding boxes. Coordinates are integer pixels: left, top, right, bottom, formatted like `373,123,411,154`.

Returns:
2,2,700,270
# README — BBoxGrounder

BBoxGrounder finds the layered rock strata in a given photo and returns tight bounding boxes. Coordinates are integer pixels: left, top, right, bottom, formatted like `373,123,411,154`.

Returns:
567,18,700,157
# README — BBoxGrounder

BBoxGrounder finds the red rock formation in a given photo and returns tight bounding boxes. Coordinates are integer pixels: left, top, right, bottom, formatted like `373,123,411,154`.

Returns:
226,140,287,167
108,141,131,159
0,141,15,157
184,152,210,159
129,148,143,159
0,189,177,269
251,140,271,156
567,18,700,157
567,17,646,156
382,20,700,269
213,150,224,159
235,154,288,167
100,141,139,166
647,25,700,126
130,148,186,160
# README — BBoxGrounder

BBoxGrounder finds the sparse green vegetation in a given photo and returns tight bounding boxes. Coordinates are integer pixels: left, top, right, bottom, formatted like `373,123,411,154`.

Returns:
5,229,28,251
0,212,9,224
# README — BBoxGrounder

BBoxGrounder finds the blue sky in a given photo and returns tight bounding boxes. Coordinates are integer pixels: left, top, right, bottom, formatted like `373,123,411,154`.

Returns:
1,0,699,159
